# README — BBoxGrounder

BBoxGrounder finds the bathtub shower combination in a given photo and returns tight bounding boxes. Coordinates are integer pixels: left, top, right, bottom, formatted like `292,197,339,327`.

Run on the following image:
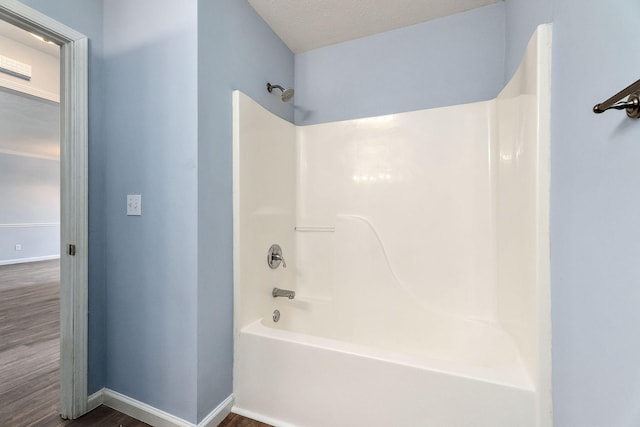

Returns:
232,25,552,427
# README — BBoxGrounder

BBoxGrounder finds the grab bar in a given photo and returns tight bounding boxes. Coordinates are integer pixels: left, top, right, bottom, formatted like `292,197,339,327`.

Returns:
593,78,640,118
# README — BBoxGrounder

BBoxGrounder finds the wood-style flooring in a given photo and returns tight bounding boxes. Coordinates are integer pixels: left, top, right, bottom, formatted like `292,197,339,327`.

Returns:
218,413,271,427
0,259,268,427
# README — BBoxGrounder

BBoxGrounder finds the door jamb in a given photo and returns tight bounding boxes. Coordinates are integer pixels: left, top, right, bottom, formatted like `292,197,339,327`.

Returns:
0,0,88,419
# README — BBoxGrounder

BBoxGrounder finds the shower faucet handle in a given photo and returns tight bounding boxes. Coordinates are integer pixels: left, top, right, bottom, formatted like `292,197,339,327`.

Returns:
272,253,286,268
268,244,287,269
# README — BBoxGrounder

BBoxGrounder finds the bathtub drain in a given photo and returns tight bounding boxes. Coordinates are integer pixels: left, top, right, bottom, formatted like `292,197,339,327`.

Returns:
272,309,280,323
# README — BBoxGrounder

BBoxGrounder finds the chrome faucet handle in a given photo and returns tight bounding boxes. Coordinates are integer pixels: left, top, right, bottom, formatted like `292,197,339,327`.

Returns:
271,253,286,268
267,244,287,269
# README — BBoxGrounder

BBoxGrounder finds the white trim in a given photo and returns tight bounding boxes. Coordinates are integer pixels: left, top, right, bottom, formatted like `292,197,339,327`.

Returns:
0,0,88,420
96,389,234,427
0,75,59,102
198,395,234,427
0,254,60,266
0,222,59,228
87,388,105,413
232,91,241,397
232,406,296,427
103,389,192,427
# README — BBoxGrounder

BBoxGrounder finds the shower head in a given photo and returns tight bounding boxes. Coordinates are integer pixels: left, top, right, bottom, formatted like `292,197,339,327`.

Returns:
281,87,295,102
267,82,295,102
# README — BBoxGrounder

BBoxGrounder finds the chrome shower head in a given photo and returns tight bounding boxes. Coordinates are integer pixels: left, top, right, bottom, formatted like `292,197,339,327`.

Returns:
281,87,295,102
267,82,295,103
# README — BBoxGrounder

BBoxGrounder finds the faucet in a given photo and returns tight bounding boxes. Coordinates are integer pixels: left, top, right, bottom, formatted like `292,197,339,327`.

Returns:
272,287,295,299
267,244,287,269
270,252,286,268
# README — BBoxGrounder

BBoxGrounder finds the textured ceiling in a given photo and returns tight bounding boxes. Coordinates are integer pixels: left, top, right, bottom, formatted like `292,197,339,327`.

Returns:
248,0,501,53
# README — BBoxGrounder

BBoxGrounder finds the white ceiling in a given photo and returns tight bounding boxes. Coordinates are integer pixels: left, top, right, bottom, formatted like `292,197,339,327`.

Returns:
0,20,60,57
248,0,501,53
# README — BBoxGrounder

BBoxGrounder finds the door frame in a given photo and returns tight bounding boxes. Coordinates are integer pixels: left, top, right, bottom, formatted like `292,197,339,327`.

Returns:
0,0,88,419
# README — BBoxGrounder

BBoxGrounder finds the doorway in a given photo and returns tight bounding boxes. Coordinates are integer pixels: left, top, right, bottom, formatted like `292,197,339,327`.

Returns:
0,17,62,425
0,1,88,420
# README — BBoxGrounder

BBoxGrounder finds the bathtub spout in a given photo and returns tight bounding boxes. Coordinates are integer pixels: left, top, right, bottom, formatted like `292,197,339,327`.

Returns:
272,288,295,299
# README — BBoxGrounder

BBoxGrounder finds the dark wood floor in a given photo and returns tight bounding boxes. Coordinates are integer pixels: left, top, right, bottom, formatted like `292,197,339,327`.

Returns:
218,413,271,427
0,260,268,427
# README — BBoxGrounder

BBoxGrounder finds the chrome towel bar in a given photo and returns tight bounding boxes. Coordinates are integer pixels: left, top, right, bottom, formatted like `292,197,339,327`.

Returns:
593,78,640,118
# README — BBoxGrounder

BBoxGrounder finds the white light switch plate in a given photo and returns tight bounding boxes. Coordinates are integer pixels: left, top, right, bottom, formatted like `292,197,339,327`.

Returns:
127,194,142,216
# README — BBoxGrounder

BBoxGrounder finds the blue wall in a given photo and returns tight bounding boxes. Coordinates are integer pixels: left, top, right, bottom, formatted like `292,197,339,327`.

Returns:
197,0,293,421
18,0,106,395
18,0,293,420
550,2,640,426
18,2,640,426
506,0,640,425
293,3,505,125
102,0,199,421
504,0,553,80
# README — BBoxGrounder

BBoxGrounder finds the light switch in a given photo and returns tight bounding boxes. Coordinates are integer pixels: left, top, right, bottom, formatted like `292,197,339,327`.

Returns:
127,194,142,216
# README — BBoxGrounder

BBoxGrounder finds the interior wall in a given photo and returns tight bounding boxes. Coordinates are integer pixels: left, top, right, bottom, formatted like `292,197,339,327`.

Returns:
0,153,59,264
10,0,294,419
293,3,505,125
504,0,553,81
0,88,60,265
102,0,198,422
197,0,294,421
506,1,640,426
550,2,640,426
14,0,106,395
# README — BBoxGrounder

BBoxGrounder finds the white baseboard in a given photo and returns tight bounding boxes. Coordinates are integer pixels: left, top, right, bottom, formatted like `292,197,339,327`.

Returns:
90,388,233,427
87,388,105,412
232,406,296,427
198,396,234,427
103,389,193,427
0,254,60,266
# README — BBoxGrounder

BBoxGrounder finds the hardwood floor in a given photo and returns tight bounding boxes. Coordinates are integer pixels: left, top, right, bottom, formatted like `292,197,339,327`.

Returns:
218,413,272,427
0,260,268,427
0,260,146,427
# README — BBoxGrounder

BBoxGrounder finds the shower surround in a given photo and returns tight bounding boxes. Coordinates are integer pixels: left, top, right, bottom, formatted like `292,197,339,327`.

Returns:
233,25,551,427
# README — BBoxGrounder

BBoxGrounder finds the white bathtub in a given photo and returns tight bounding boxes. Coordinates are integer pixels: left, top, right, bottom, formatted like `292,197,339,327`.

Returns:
234,215,536,427
234,307,536,427
232,24,552,427
233,214,535,425
234,217,537,426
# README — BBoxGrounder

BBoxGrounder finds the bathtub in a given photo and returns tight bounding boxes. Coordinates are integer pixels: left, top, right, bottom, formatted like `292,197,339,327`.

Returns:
232,24,552,427
233,305,536,427
233,214,535,426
